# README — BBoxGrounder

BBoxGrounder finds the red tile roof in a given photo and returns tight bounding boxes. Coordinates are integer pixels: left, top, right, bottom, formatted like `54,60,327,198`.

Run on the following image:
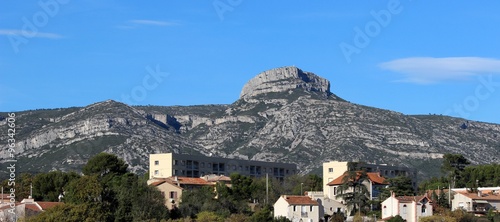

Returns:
327,172,388,186
457,191,500,201
167,176,212,186
396,195,430,203
282,195,318,205
149,181,167,187
37,202,63,210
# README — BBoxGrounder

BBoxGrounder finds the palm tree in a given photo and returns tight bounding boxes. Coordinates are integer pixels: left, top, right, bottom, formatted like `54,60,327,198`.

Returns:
335,162,370,216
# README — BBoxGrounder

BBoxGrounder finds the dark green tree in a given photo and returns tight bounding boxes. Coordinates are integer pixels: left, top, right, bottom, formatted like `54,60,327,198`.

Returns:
230,173,255,201
32,171,80,202
387,215,405,222
335,163,370,216
82,152,128,179
380,176,414,200
441,153,470,188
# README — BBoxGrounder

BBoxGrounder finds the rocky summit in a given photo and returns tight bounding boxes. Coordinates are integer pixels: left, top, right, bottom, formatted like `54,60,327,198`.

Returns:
1,66,499,179
240,66,331,100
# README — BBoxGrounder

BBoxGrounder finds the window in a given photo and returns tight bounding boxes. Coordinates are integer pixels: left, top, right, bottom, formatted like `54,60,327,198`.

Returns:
154,170,159,175
403,204,407,214
421,205,427,214
293,206,296,211
333,187,337,195
154,160,159,165
169,191,177,199
328,168,333,173
310,206,313,211
174,160,178,165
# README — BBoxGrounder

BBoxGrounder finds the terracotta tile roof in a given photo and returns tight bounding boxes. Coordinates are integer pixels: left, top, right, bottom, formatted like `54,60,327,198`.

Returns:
327,171,388,186
203,174,231,182
149,181,167,187
24,203,42,212
457,191,500,201
282,195,318,205
37,202,63,210
395,194,431,203
167,176,212,186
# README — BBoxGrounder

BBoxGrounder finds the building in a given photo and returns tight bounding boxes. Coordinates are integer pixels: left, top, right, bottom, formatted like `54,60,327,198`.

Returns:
306,191,345,217
0,197,62,221
149,153,297,180
148,174,231,209
322,161,417,195
326,171,388,214
274,195,321,222
451,187,500,214
381,192,433,222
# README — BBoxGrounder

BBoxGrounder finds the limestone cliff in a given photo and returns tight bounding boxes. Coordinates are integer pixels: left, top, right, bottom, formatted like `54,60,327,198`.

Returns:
1,67,499,179
240,66,331,100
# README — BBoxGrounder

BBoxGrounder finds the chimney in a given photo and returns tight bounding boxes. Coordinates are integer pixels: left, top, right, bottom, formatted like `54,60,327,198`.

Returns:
174,176,178,182
478,190,482,197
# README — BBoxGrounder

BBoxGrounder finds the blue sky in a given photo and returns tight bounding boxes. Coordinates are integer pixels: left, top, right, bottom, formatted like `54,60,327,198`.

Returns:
1,1,500,124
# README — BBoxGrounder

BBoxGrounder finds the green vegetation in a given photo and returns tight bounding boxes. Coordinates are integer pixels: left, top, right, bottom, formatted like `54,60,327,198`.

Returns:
335,162,371,216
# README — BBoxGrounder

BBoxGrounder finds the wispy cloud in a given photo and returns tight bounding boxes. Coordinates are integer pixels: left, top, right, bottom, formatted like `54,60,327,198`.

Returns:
130,19,179,26
0,29,64,39
379,57,500,84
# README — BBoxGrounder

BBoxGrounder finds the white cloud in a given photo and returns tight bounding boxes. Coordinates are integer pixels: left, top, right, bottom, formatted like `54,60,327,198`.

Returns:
0,29,64,39
130,19,178,26
379,57,500,84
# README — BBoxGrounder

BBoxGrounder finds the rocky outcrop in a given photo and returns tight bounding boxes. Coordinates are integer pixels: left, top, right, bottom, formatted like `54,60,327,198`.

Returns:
239,66,331,100
1,67,499,179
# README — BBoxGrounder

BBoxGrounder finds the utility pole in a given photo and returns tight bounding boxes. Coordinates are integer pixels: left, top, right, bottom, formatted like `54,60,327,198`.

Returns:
266,173,269,206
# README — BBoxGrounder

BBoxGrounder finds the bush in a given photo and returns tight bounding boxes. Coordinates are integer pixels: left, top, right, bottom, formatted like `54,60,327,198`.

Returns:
196,211,224,222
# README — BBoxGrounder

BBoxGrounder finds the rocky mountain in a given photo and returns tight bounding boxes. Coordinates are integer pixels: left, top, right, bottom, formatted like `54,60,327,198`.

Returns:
1,66,499,180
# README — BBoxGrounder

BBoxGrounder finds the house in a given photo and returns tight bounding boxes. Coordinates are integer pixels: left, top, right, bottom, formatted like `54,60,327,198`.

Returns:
451,187,500,214
0,197,62,221
274,195,321,222
326,171,388,206
148,174,231,209
306,191,345,217
381,192,433,222
323,161,417,195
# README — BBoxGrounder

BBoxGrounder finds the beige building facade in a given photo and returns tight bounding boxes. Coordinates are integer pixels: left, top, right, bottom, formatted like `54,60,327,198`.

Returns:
150,153,297,180
322,161,417,195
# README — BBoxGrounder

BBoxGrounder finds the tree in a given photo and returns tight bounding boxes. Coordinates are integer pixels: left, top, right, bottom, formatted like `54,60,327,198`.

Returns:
32,171,80,202
335,163,370,216
230,173,255,201
387,215,404,222
380,176,414,200
441,153,470,188
82,152,128,179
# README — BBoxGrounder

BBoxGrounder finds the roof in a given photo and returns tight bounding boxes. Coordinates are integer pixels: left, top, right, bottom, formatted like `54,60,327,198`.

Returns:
37,202,63,210
282,195,319,205
327,172,388,186
167,176,212,186
396,195,430,203
202,174,231,182
149,181,167,187
457,191,500,201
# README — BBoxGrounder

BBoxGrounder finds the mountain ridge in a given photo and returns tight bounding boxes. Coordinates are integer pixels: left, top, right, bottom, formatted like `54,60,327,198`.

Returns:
1,67,499,179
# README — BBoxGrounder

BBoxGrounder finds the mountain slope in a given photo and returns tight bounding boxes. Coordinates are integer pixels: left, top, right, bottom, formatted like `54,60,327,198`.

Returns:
1,67,499,179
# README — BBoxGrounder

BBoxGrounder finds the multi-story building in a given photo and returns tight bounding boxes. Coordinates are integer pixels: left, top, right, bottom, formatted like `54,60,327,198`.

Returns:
149,153,297,180
322,161,418,194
